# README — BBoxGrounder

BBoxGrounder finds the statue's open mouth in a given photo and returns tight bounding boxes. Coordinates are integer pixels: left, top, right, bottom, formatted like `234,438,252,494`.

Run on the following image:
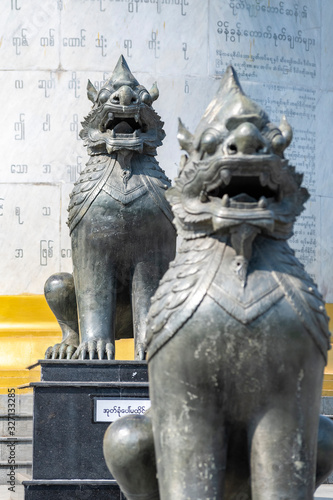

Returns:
199,156,283,211
98,110,152,154
98,109,148,152
207,174,279,209
85,101,163,155
101,109,149,140
102,113,147,135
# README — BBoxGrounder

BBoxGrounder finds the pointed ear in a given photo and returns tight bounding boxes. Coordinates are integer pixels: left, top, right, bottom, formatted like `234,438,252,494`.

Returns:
87,80,98,103
177,118,194,153
149,82,159,102
279,115,293,148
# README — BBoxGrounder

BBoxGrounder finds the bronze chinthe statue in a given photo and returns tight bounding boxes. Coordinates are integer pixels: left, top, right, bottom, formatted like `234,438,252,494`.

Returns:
104,66,333,499
44,56,176,360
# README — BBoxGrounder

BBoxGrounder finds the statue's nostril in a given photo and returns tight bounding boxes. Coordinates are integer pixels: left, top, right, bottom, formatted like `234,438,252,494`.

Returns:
228,144,237,155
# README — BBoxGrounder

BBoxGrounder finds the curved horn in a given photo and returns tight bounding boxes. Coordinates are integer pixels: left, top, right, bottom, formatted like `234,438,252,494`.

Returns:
149,82,159,102
177,118,194,153
87,79,98,103
279,115,293,149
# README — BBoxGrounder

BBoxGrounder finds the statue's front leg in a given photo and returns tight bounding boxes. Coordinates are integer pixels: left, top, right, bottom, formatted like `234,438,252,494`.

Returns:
44,272,79,359
71,222,116,360
131,261,165,360
148,322,229,500
131,221,176,361
103,411,333,500
249,341,325,500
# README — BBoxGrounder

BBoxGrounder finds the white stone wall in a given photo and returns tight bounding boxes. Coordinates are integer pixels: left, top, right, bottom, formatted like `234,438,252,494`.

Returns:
0,0,332,300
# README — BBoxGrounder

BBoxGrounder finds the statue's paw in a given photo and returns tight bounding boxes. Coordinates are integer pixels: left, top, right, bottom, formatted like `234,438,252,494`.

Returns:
45,342,77,360
72,339,115,360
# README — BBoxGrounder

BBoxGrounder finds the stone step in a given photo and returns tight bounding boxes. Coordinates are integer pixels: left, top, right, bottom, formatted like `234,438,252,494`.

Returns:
0,393,33,441
322,391,333,397
0,484,24,500
0,463,32,487
0,394,33,416
0,395,33,489
0,416,33,438
23,480,124,500
0,437,32,462
0,371,37,391
322,375,333,396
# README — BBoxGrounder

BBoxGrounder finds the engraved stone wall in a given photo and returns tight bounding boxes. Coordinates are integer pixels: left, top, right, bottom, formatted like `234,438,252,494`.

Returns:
0,0,332,301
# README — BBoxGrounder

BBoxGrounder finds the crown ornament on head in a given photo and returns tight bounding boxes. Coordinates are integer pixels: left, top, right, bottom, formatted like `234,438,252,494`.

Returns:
86,55,159,105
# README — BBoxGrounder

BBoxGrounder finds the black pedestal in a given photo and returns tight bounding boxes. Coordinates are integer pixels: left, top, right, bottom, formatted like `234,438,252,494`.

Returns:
24,360,149,500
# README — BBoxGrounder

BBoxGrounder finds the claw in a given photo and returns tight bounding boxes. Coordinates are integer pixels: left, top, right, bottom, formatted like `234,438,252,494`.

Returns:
72,348,79,360
52,344,60,360
97,339,105,360
106,343,115,360
45,346,52,359
72,340,115,360
45,341,79,360
80,346,87,360
88,340,96,360
136,345,146,360
58,344,68,359
66,345,76,359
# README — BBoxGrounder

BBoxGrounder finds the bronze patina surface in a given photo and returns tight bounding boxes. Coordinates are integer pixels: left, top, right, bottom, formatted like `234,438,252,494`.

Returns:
44,56,176,360
104,66,333,499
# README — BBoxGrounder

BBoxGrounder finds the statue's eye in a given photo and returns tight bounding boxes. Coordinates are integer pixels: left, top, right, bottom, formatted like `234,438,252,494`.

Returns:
140,91,152,105
98,90,110,104
200,132,218,155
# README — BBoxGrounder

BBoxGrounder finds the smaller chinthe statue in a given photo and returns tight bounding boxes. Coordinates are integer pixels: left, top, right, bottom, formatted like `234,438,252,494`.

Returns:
44,56,176,360
104,66,333,500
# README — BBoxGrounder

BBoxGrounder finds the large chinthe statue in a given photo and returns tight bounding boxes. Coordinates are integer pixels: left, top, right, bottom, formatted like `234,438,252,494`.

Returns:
44,56,176,360
104,67,333,499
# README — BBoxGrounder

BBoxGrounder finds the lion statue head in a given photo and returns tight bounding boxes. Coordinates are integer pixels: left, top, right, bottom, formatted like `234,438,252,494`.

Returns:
167,66,309,251
80,55,165,157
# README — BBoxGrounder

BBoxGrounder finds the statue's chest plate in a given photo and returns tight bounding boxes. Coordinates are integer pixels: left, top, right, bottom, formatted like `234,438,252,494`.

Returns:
147,238,330,362
207,244,284,324
103,161,148,204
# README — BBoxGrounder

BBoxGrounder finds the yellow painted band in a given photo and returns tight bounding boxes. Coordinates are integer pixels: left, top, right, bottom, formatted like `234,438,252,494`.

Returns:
0,295,332,393
0,295,135,393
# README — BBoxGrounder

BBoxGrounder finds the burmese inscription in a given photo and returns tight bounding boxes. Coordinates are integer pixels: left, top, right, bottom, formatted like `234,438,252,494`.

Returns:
0,0,332,301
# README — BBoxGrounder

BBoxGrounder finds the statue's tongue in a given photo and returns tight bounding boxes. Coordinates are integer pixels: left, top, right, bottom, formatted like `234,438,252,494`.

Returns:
114,121,134,134
232,193,257,203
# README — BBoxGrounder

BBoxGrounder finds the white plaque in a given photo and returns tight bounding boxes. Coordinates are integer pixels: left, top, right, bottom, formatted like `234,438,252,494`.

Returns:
94,398,151,423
